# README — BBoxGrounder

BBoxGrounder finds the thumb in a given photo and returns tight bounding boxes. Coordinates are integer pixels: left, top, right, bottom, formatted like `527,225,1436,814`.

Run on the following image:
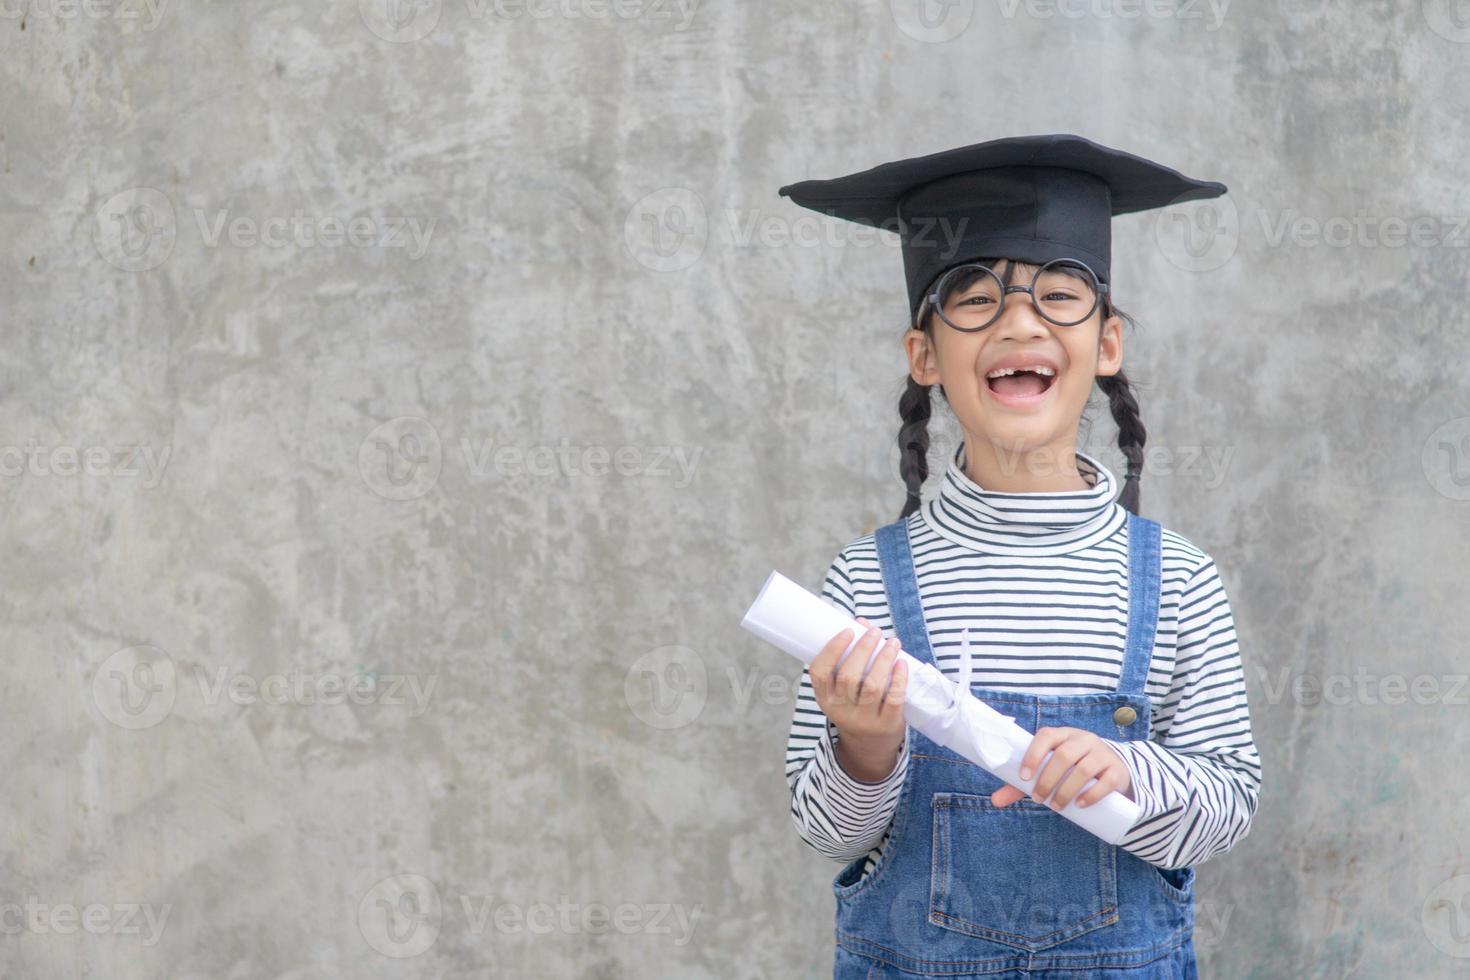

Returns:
991,783,1025,808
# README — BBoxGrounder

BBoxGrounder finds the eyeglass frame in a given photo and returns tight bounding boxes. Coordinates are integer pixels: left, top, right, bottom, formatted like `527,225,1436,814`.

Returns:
919,257,1112,333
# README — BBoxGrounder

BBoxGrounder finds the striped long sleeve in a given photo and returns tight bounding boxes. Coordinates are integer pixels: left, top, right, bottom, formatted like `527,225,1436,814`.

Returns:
784,548,911,863
1101,558,1262,870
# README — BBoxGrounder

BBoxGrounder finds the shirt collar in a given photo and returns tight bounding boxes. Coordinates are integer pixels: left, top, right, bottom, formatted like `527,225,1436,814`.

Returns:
920,442,1126,556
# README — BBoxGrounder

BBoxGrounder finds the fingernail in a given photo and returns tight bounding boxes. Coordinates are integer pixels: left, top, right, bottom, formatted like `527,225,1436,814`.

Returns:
1019,766,1032,779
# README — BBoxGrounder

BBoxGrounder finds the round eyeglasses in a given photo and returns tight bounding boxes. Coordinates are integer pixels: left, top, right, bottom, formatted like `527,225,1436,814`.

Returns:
925,258,1110,332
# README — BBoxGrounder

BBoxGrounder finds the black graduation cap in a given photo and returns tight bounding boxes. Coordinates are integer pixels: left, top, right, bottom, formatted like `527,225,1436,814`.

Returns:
778,133,1227,315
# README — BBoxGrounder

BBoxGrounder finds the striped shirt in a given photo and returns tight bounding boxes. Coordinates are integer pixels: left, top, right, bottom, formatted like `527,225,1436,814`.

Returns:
784,441,1262,877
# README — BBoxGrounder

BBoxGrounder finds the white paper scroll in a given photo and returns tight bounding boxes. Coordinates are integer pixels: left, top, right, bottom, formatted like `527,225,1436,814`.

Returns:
741,570,1141,846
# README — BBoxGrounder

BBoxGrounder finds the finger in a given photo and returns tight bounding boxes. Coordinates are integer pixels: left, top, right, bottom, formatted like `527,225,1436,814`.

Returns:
1017,725,1064,787
808,628,854,699
1050,754,1108,810
879,653,908,721
860,639,900,709
1030,732,1086,803
1075,757,1127,807
992,784,1024,807
834,626,884,707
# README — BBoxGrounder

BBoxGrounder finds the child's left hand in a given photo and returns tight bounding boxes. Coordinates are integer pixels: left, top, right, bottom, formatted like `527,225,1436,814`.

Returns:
991,726,1134,810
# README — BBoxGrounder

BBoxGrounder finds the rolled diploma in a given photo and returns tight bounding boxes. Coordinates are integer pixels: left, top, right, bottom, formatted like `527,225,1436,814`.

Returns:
741,570,1141,846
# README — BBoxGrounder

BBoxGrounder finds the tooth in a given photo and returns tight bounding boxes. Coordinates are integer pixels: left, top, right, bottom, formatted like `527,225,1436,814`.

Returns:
988,365,1057,378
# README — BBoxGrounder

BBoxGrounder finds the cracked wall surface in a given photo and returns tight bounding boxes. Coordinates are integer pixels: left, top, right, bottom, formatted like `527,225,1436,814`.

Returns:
2,1,1466,976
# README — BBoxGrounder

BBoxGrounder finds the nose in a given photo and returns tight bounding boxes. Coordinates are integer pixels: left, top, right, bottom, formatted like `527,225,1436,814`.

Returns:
990,286,1051,340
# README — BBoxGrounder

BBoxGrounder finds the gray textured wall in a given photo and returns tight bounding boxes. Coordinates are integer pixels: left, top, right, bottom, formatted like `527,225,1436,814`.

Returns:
2,1,1467,977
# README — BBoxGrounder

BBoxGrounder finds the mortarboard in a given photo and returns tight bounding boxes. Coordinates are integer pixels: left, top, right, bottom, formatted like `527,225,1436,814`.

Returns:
778,133,1227,315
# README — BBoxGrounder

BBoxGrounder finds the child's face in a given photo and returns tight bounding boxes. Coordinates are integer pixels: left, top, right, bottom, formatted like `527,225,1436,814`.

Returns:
903,259,1124,465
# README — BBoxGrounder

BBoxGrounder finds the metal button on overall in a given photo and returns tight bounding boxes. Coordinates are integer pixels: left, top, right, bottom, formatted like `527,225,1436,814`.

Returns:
1114,705,1138,726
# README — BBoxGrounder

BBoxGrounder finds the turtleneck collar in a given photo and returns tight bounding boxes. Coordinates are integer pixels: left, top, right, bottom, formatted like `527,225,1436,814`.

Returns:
919,442,1126,556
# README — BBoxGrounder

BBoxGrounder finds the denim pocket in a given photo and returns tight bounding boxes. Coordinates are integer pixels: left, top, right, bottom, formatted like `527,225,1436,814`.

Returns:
929,792,1119,952
1152,863,1196,904
833,854,870,899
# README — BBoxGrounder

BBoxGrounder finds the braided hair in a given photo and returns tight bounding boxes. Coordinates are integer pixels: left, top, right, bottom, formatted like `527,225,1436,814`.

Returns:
897,373,934,519
896,259,1147,519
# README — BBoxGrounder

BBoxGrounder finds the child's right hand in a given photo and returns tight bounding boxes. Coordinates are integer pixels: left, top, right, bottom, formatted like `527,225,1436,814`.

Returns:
809,617,909,752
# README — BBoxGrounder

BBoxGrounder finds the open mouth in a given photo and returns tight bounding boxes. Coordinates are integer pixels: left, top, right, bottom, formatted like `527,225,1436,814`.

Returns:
985,367,1058,401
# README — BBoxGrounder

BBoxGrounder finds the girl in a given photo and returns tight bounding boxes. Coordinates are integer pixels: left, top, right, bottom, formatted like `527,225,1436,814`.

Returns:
780,135,1262,979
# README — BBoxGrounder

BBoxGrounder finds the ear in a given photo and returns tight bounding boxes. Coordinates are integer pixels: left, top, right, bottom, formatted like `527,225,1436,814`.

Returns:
904,327,942,386
1096,310,1124,378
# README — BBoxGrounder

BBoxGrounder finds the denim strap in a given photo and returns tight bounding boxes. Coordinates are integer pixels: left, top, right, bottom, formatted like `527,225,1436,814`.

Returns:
874,519,936,668
1118,510,1162,697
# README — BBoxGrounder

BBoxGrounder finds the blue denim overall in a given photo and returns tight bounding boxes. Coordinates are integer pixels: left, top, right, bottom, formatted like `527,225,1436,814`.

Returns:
832,510,1197,979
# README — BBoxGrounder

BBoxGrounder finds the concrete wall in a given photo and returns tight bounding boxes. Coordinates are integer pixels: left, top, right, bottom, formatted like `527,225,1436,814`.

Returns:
2,1,1466,976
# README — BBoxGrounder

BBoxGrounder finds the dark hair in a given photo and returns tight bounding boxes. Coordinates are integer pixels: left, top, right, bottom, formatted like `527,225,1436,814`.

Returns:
897,258,1146,520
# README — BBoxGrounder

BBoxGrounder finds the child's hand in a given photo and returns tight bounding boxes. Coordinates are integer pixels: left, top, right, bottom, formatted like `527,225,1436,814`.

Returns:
991,726,1133,810
809,616,908,748
810,617,908,783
